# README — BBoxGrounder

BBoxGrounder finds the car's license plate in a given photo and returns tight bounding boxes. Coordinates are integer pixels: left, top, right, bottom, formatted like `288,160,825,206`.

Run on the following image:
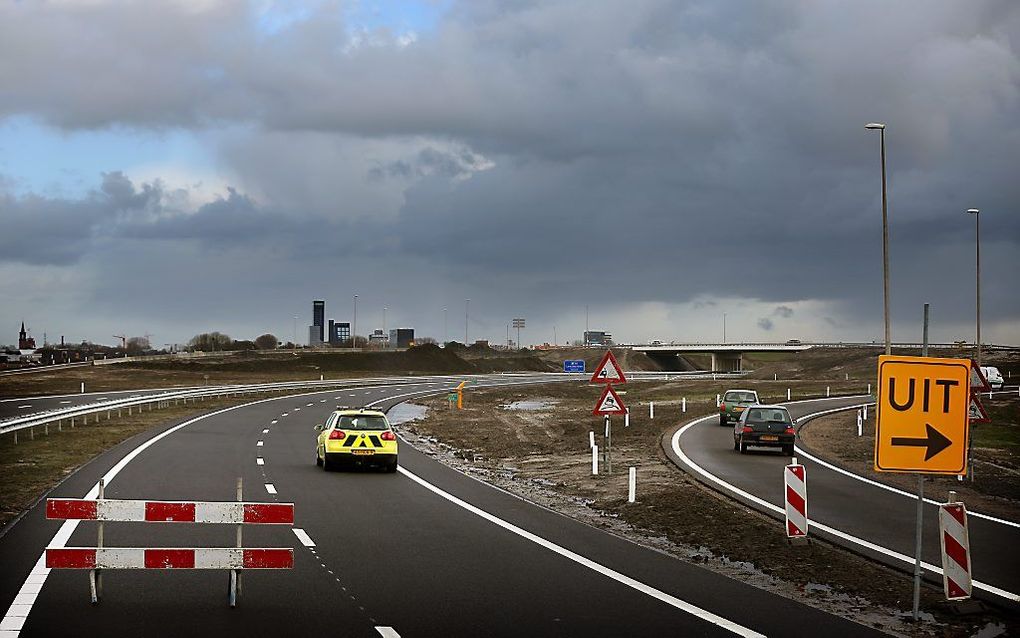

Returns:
352,449,374,455
761,435,778,441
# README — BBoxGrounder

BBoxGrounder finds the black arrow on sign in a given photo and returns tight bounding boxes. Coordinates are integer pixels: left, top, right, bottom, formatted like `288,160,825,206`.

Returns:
891,423,952,461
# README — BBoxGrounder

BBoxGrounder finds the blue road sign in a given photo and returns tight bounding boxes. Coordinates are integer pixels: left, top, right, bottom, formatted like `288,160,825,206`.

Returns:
564,360,586,373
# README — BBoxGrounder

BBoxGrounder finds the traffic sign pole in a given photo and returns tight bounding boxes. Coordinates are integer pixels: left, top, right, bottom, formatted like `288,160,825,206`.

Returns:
910,303,929,623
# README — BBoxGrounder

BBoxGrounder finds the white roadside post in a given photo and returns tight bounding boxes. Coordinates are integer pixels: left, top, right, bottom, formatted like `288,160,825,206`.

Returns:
857,409,863,437
868,382,872,395
81,382,85,394
628,467,636,503
589,431,595,449
716,394,720,407
682,397,686,413
592,445,599,475
826,386,830,397
625,408,630,428
863,405,868,421
787,388,791,401
649,402,654,419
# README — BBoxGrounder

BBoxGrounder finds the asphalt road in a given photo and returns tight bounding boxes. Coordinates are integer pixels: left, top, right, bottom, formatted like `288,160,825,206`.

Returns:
0,376,886,637
666,396,1020,607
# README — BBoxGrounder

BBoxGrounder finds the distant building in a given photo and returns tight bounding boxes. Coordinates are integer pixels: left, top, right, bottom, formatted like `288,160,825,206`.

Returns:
369,329,388,346
18,321,36,350
312,300,325,342
389,328,415,349
331,322,351,345
308,325,323,347
584,331,612,347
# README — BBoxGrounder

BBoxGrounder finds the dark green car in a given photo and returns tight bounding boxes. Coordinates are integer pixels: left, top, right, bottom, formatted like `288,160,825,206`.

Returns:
719,389,760,426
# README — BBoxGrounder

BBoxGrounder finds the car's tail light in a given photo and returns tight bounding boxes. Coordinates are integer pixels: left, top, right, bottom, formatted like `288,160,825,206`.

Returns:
380,431,396,441
741,426,753,434
720,403,726,412
329,430,346,440
784,427,795,435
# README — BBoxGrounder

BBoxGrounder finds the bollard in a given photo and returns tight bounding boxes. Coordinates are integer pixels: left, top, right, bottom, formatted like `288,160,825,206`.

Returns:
592,445,599,475
682,397,686,413
868,383,872,395
863,405,868,421
774,373,777,381
628,467,636,503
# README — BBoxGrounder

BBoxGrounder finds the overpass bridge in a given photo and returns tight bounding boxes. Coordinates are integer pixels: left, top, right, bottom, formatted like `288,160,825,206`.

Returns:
631,342,813,372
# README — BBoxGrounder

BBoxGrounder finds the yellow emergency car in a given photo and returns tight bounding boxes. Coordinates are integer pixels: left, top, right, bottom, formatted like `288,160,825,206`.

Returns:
315,409,398,472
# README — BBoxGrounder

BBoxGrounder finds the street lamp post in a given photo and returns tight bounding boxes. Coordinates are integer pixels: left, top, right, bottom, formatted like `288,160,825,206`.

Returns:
383,307,387,347
353,295,358,350
465,299,470,344
866,122,891,355
968,208,981,366
443,307,448,345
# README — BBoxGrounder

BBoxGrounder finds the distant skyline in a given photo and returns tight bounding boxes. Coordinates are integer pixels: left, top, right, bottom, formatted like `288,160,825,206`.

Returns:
2,1,1018,347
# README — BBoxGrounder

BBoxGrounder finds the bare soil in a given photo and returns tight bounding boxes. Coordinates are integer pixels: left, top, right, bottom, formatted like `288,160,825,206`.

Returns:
399,380,1017,637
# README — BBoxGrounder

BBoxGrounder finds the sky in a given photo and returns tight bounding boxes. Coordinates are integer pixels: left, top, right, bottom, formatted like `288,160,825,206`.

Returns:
1,0,1018,349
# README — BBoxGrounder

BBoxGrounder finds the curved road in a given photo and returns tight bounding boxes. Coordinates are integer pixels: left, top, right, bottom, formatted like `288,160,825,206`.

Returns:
0,377,885,637
666,397,1020,607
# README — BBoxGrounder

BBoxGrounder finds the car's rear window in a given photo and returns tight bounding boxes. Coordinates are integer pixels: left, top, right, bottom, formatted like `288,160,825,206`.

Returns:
725,391,757,403
745,408,791,424
334,415,389,431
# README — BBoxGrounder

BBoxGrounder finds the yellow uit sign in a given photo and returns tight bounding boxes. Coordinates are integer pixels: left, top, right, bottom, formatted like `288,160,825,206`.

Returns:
875,355,970,475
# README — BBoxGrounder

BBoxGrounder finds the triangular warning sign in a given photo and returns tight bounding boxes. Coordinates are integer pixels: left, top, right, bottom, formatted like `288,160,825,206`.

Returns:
590,350,627,385
968,392,990,424
593,385,627,416
969,361,991,392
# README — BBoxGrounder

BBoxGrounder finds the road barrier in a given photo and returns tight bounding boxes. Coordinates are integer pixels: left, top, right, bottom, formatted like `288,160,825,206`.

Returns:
784,460,808,538
938,498,973,600
45,479,294,606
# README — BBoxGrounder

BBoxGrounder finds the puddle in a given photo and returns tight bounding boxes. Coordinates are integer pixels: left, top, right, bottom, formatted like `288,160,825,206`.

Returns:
501,399,558,411
388,403,427,425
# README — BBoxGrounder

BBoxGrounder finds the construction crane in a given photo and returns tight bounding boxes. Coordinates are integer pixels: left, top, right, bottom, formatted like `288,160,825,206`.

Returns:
113,335,126,349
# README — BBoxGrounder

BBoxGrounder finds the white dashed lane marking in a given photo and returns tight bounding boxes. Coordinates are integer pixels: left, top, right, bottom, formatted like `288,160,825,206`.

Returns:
292,528,315,547
271,420,278,424
17,405,31,409
256,458,265,466
262,428,269,434
264,483,277,495
376,627,401,638
256,441,264,447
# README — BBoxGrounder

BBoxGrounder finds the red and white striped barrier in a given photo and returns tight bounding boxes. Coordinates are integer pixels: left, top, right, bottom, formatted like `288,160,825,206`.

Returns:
47,548,293,569
784,462,808,538
46,498,293,524
938,502,973,600
45,490,294,606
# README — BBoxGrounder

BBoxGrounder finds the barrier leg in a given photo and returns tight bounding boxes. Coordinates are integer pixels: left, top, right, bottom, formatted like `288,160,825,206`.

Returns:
230,477,243,607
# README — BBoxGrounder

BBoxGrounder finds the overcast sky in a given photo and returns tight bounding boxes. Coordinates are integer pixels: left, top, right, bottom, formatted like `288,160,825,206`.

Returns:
1,0,1018,348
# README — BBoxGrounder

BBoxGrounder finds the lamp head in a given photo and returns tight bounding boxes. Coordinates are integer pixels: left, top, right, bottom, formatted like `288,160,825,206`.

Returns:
865,123,886,130
967,208,980,215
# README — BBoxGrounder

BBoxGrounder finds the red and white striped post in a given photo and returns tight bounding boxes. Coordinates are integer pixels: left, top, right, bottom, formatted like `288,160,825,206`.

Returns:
938,498,973,600
784,460,808,538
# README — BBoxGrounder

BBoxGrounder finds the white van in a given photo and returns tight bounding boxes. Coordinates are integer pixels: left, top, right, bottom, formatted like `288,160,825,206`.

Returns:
981,366,1004,390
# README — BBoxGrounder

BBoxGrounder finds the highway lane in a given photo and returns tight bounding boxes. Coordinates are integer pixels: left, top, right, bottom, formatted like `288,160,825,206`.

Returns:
667,397,1020,606
0,378,885,637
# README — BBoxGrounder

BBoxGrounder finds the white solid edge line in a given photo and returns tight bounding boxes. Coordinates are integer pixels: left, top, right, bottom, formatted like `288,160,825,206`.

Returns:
789,400,1020,529
375,627,400,638
671,412,1020,603
397,465,764,637
0,386,418,636
292,528,315,547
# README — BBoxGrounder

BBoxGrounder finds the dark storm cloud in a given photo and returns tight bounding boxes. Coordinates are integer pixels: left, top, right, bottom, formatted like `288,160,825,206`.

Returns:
1,0,1019,343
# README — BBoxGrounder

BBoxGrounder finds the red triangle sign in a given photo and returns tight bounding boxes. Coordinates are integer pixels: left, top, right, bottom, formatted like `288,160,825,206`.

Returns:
590,350,627,385
968,391,990,424
969,361,991,392
593,385,627,415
